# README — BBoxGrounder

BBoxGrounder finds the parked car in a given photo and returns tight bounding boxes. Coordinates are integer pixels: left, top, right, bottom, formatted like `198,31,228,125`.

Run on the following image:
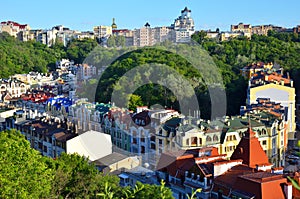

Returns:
288,159,298,165
287,155,300,160
293,147,300,152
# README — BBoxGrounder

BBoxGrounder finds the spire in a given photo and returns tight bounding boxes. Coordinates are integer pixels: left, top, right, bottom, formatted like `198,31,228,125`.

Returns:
231,120,270,168
111,18,117,29
246,114,256,138
144,22,150,28
181,7,191,13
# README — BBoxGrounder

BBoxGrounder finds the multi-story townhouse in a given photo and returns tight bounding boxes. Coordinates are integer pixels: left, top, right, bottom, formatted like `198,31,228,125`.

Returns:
241,98,289,167
0,78,29,100
230,22,252,38
240,62,280,79
102,107,181,168
0,21,31,40
219,31,245,41
76,64,97,81
68,100,110,134
252,24,274,36
160,108,287,167
247,70,296,140
93,25,112,39
157,128,293,199
5,110,77,158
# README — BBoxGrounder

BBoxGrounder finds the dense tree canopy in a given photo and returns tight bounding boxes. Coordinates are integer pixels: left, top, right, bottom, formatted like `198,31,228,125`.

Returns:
0,129,53,198
0,129,173,198
0,32,62,77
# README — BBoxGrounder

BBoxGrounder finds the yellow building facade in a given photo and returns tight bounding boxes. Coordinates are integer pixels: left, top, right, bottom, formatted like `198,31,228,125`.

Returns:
248,83,296,139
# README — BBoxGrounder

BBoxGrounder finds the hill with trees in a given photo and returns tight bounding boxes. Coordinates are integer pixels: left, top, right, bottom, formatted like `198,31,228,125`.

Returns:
1,31,300,117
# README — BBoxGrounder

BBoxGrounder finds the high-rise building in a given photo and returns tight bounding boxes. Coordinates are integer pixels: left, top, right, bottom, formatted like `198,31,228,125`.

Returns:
171,7,195,43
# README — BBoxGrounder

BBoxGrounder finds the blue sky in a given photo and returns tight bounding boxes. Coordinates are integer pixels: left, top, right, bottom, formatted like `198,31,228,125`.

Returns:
1,0,299,31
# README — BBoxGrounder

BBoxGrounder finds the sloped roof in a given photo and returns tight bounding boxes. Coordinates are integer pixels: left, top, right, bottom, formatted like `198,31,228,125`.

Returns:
230,128,270,168
92,152,128,167
213,164,287,199
66,130,112,161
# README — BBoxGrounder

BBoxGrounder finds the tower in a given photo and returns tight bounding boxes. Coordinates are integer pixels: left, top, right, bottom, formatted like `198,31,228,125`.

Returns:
111,18,117,30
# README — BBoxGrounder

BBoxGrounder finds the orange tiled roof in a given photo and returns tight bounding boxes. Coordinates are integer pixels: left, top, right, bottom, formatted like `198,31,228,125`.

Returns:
214,165,288,199
231,128,270,168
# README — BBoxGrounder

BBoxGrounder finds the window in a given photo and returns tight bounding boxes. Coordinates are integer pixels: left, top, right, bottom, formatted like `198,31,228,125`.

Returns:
206,136,212,142
186,138,189,146
151,136,155,142
191,137,197,146
151,143,155,150
43,145,47,153
213,135,219,142
233,135,236,140
159,139,162,145
133,138,137,144
199,138,202,145
262,140,267,145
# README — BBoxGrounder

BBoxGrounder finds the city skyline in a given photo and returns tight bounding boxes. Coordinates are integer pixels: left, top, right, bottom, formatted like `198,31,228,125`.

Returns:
1,0,300,31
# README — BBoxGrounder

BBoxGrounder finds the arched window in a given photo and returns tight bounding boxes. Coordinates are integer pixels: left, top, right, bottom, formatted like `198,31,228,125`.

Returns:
213,135,219,142
206,136,212,142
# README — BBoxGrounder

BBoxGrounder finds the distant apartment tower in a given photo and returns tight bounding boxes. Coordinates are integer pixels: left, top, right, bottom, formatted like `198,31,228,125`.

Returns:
153,26,172,43
93,25,112,38
133,23,154,47
171,7,195,43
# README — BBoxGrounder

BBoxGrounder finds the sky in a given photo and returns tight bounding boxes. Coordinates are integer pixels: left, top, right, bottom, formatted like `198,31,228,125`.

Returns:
0,0,299,32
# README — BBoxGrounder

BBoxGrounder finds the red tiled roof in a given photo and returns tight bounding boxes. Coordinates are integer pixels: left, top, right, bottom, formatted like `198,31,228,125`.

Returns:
214,165,288,199
231,128,270,168
112,29,129,33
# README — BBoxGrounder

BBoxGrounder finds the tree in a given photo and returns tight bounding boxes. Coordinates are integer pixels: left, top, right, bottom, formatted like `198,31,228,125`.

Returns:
191,30,207,44
0,129,175,198
115,36,126,47
107,36,116,47
107,35,126,48
49,153,100,198
0,129,53,198
128,94,144,111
